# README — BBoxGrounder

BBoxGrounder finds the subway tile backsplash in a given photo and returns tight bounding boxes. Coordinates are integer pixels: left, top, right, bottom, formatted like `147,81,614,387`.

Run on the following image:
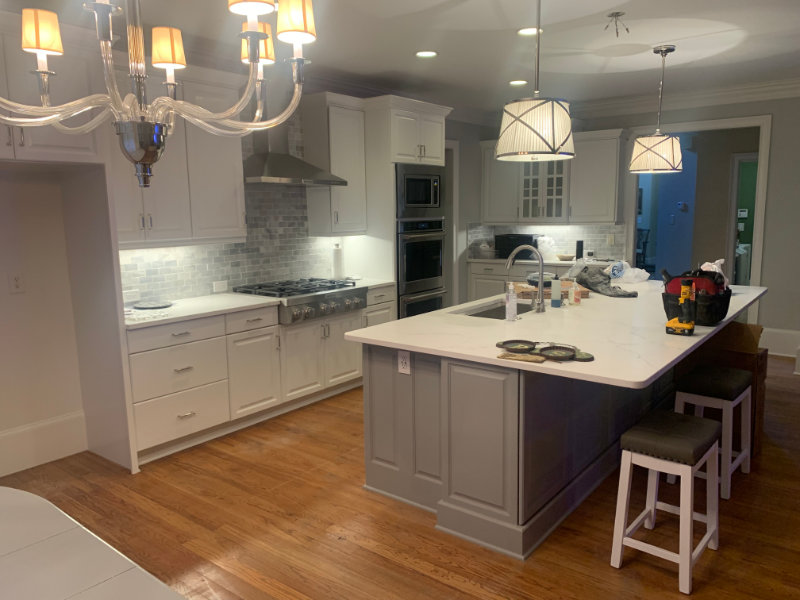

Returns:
468,223,627,259
119,185,335,303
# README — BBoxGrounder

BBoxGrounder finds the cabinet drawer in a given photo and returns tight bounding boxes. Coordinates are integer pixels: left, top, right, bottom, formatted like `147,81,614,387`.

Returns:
367,284,396,306
129,336,228,403
470,263,507,276
225,306,278,334
134,380,230,450
127,315,225,353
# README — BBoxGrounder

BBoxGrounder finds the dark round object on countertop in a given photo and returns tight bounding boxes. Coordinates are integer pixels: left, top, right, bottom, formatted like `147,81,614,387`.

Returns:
574,351,595,362
133,300,173,310
496,339,538,353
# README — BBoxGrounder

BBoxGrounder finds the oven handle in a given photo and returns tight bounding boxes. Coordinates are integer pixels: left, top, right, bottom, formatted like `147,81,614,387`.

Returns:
400,288,447,305
398,231,445,243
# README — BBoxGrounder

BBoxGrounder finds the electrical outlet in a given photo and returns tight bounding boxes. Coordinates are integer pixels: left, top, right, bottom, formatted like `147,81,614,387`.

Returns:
606,234,615,246
8,272,24,294
213,280,227,293
122,289,141,303
398,350,411,375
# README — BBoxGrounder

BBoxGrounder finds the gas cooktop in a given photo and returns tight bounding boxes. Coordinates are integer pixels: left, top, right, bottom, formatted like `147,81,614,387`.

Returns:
233,278,356,298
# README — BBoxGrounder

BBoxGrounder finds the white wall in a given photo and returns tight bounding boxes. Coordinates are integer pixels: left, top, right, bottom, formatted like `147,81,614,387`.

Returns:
0,171,87,476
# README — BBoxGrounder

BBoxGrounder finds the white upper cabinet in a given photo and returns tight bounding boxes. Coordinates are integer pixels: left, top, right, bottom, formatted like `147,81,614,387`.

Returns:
301,93,367,235
0,37,13,160
0,34,99,163
183,81,246,241
364,95,452,167
480,140,520,223
568,129,623,223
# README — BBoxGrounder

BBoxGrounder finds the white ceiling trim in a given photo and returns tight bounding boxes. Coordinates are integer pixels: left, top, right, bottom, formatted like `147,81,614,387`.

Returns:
572,77,800,120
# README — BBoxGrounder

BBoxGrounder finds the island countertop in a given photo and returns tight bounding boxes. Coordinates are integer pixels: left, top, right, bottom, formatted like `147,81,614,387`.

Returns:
345,281,767,389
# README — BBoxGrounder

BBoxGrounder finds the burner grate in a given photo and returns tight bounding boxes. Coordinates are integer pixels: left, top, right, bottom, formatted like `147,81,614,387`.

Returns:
233,278,356,298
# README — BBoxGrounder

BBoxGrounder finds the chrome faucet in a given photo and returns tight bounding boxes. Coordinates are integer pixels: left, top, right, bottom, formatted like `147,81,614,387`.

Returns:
505,244,546,313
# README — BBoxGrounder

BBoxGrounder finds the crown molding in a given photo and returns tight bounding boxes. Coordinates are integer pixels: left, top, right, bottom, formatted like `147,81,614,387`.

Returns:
571,78,800,120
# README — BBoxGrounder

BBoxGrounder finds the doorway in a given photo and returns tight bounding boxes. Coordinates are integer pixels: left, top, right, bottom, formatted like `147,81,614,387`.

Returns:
633,126,760,285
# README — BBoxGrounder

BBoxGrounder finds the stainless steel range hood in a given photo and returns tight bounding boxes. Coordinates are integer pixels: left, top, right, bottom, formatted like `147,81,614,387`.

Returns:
243,125,347,187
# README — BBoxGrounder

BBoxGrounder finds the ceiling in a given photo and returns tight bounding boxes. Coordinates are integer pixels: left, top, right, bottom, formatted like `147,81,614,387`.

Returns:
5,0,800,124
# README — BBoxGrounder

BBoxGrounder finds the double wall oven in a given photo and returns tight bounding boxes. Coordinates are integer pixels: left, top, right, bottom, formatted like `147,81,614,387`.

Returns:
396,163,447,318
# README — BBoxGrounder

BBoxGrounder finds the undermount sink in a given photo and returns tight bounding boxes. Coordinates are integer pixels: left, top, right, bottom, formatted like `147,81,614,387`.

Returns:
466,302,533,320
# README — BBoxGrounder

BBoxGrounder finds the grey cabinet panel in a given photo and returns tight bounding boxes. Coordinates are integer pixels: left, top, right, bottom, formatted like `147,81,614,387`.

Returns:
365,346,404,468
412,354,441,480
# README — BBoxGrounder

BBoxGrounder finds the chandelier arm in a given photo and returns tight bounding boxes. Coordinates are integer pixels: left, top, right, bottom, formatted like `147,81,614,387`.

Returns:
179,113,252,137
99,40,127,119
0,96,113,127
52,108,113,135
200,82,303,133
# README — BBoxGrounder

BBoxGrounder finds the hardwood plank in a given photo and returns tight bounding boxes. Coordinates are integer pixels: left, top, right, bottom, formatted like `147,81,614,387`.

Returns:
1,357,798,599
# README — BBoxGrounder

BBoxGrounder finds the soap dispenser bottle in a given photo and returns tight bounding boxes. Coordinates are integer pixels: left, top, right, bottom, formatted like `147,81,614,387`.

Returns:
505,282,517,321
551,276,562,308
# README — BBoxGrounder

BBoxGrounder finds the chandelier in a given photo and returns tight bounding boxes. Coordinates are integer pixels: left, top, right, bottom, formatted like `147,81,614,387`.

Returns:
0,0,317,186
496,0,574,162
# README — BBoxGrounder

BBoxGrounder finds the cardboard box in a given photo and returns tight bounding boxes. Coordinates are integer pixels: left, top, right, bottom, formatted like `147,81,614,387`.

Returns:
675,321,767,456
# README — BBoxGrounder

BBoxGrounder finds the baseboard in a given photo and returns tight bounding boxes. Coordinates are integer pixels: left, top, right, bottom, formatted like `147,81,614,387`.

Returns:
0,411,88,477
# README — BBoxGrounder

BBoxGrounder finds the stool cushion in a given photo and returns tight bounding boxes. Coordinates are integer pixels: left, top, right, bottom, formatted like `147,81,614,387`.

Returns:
621,411,721,465
676,366,752,400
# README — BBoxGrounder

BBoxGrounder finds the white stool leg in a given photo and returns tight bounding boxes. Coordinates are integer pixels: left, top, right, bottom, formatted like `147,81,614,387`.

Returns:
741,388,752,474
678,464,695,595
644,469,659,529
720,402,734,500
611,451,634,568
707,443,720,550
693,404,705,418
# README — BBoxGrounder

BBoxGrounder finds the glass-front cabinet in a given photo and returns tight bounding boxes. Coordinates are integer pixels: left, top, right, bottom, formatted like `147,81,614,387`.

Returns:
520,161,568,222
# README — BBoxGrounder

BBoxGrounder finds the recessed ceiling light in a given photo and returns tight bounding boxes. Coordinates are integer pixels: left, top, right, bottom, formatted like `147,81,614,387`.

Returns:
517,27,541,36
415,50,438,58
509,80,528,86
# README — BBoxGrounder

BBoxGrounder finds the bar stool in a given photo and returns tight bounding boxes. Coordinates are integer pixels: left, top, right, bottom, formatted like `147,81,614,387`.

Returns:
673,366,752,500
611,411,720,595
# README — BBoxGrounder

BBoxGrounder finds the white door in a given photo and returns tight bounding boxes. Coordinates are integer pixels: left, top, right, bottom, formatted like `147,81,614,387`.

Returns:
418,114,445,166
227,326,282,419
329,105,367,233
183,81,246,240
390,110,420,162
324,312,363,386
2,36,98,162
280,320,326,402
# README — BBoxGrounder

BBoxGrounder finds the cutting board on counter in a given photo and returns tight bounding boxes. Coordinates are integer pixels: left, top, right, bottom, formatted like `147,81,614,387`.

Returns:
513,280,590,299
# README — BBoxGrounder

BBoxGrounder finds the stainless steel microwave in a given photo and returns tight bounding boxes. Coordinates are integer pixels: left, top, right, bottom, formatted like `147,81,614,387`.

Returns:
396,163,445,219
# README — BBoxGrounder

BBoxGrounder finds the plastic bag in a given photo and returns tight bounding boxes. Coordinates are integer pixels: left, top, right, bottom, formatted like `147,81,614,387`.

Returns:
700,258,729,288
601,260,651,283
536,236,558,261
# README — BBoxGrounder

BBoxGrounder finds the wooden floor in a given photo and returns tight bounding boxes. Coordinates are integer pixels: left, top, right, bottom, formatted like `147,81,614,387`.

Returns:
2,357,799,599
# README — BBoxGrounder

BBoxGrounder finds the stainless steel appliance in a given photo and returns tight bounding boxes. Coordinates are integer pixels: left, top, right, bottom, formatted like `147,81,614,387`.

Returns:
233,278,366,324
399,287,447,318
396,163,444,219
397,218,445,296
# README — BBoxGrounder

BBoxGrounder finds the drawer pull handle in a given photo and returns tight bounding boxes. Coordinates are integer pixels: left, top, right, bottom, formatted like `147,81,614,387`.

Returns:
246,317,263,323
177,411,196,419
373,294,386,299
171,331,191,337
483,267,493,271
173,366,194,374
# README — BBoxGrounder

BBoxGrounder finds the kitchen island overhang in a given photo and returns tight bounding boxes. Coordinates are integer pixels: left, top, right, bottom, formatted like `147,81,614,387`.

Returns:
346,282,767,558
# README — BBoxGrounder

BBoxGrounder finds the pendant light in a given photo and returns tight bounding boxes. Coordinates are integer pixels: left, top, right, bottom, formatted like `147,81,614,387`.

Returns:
496,0,574,162
630,45,683,173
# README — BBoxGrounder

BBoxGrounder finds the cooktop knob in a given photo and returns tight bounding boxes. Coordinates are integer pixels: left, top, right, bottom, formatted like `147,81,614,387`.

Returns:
319,302,330,314
352,297,364,309
344,298,353,310
303,306,315,319
329,301,340,312
291,307,302,322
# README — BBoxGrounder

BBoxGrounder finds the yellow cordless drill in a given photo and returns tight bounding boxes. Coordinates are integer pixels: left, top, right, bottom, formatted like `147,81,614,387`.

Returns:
666,278,696,336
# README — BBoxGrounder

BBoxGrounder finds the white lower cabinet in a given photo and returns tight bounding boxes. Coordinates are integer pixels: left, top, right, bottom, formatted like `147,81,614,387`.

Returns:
325,312,364,387
227,326,282,419
363,301,397,326
469,275,508,301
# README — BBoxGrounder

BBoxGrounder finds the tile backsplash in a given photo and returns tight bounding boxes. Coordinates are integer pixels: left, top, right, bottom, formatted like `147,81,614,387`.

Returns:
468,223,627,259
119,185,335,303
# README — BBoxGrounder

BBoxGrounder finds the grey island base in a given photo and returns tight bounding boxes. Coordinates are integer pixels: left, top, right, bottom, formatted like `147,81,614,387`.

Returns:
347,282,767,558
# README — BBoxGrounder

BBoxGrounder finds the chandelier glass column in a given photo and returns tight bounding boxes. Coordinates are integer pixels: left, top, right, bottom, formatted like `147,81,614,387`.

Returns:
0,0,317,187
629,45,682,173
496,0,574,162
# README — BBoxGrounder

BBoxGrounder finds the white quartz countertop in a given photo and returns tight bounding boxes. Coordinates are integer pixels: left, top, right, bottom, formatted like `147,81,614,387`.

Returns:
345,282,767,389
468,258,618,266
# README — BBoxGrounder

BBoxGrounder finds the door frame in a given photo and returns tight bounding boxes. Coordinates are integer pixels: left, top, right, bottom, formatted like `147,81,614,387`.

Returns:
727,152,759,283
624,115,771,323
445,139,461,304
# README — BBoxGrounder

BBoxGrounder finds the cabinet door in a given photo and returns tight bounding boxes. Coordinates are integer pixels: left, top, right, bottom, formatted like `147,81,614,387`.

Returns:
104,124,146,243
329,105,367,233
418,113,445,166
363,301,397,327
183,81,246,241
325,312,363,387
390,109,421,162
2,36,98,162
520,161,569,223
227,326,282,419
569,137,619,223
481,142,520,223
280,320,326,401
142,117,193,242
468,274,507,301
0,47,13,160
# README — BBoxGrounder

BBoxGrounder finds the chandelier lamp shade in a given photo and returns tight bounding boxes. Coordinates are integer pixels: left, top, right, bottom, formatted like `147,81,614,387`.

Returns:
496,0,574,162
0,0,317,187
629,45,683,173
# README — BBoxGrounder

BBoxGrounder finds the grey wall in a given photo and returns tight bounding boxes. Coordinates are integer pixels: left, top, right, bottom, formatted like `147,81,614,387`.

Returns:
119,186,335,303
579,97,800,331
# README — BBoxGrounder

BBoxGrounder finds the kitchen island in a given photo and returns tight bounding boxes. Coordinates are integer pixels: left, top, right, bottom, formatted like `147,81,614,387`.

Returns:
345,281,767,558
